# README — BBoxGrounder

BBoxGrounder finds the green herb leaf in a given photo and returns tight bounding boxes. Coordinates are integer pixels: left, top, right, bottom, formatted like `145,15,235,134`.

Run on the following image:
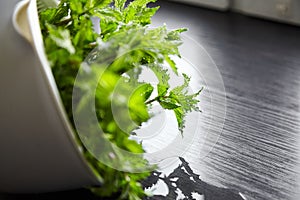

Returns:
159,99,181,110
114,0,127,10
46,24,75,54
169,74,203,133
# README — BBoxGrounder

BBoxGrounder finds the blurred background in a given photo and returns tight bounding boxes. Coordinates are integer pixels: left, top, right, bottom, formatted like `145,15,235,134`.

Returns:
168,0,300,26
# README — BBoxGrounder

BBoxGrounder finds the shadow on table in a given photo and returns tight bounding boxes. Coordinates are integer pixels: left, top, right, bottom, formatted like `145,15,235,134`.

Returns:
0,158,244,200
143,157,245,200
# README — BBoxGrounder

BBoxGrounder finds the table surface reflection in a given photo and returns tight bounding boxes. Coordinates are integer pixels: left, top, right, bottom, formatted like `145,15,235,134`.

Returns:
151,1,300,200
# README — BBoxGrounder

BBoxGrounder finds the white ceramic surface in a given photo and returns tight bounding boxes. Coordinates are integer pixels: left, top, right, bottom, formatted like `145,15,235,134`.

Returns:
0,0,100,193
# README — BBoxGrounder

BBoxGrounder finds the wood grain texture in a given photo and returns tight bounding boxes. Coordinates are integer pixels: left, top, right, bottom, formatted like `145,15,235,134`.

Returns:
151,1,300,200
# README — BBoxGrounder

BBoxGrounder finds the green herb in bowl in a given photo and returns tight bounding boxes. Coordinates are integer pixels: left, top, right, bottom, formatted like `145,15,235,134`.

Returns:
39,0,202,199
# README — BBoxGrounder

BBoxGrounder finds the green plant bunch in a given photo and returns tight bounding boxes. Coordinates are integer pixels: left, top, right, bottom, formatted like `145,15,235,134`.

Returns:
39,0,202,199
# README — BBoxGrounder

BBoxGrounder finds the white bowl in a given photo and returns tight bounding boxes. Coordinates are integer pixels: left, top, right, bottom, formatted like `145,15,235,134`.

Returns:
0,0,100,193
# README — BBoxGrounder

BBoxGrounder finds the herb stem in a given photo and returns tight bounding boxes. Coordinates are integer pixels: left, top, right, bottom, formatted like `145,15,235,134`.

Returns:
145,98,158,105
145,95,170,105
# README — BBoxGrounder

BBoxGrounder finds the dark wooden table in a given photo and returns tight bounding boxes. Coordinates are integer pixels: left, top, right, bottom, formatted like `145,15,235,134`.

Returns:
1,1,300,200
149,1,300,200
